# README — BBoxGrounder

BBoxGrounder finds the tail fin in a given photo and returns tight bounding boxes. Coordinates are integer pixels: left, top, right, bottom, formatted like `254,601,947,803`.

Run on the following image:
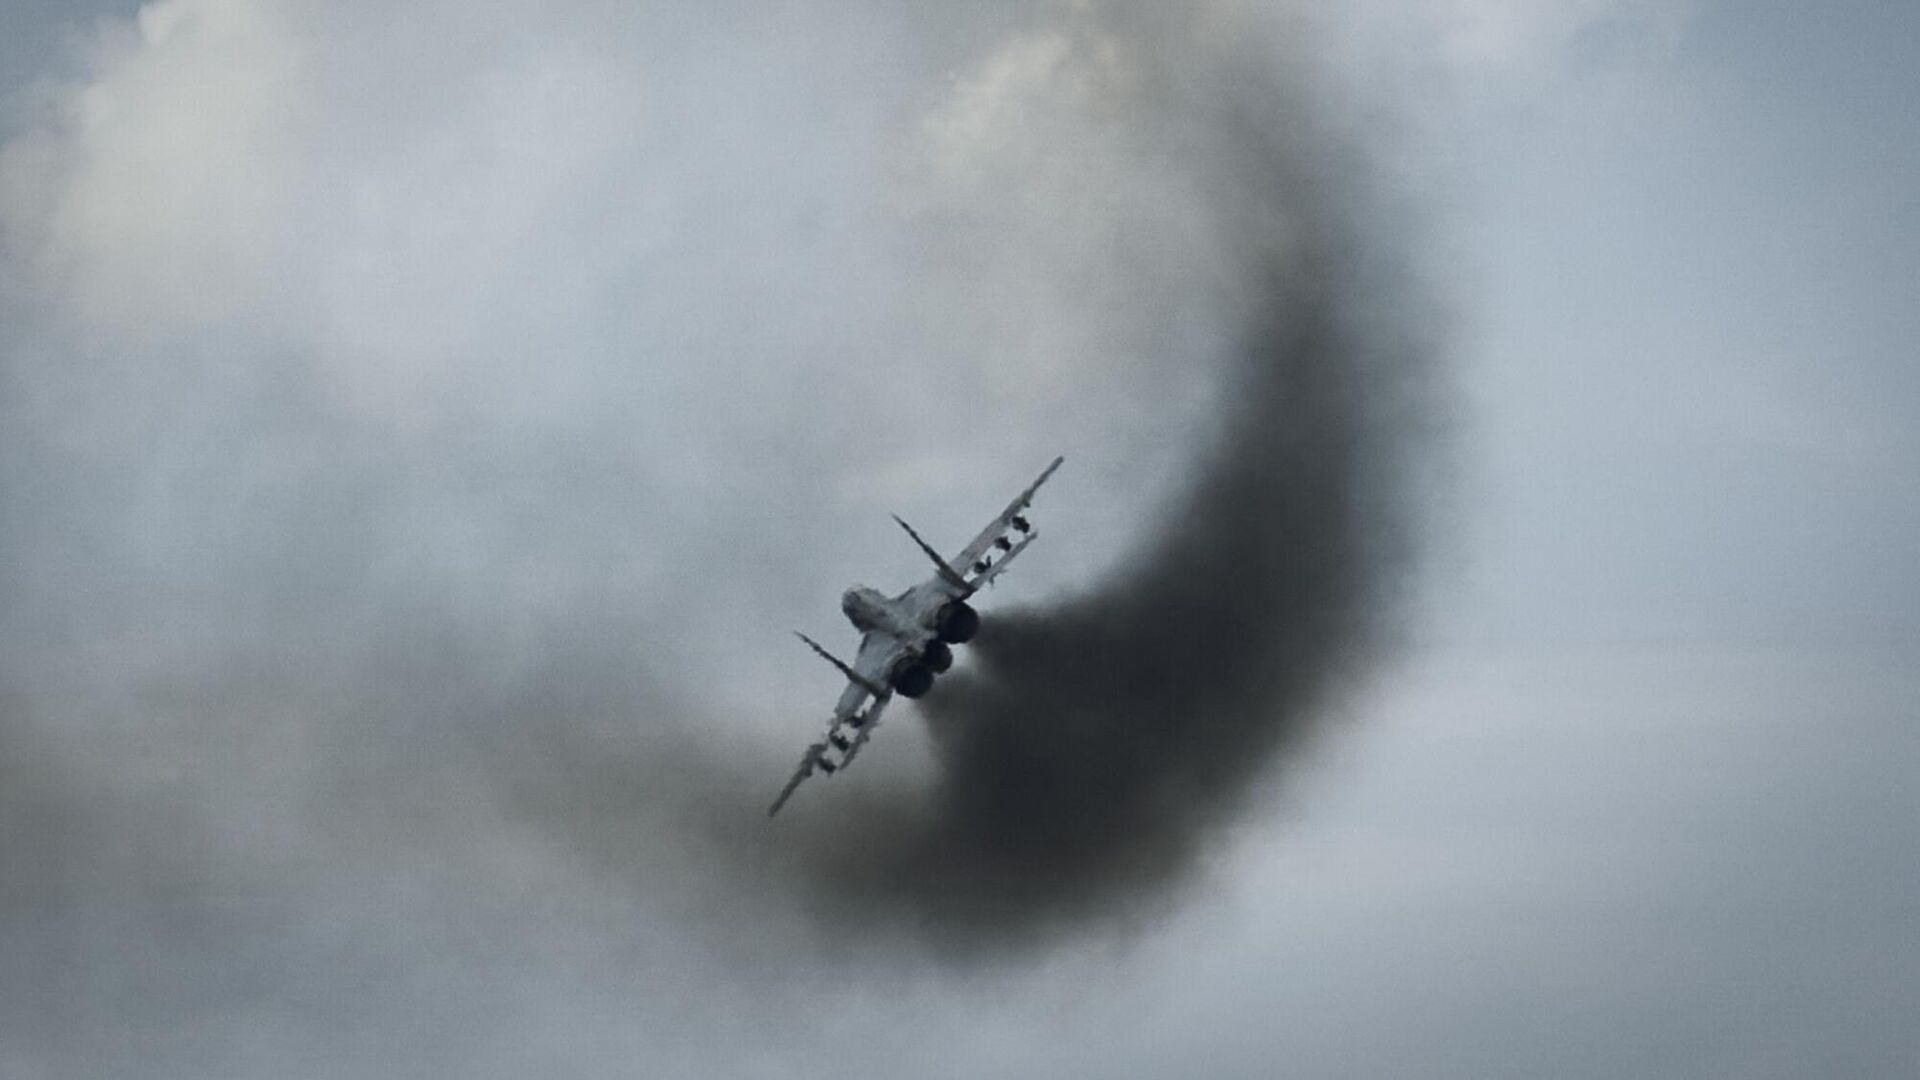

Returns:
892,515,968,591
793,632,887,697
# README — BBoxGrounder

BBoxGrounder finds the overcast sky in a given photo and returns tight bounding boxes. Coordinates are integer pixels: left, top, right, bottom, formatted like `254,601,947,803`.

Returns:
1,1,1915,1077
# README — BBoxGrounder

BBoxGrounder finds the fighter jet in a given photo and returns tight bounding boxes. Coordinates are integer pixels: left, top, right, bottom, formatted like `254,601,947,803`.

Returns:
768,456,1065,816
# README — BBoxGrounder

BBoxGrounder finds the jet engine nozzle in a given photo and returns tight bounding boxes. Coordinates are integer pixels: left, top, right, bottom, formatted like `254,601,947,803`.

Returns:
936,601,979,644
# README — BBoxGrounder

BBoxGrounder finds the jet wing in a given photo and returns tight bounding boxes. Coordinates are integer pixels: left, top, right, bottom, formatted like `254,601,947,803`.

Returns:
947,455,1064,592
769,631,899,816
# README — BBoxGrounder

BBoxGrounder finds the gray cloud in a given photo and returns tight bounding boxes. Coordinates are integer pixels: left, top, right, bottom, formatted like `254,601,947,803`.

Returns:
0,0,1438,1070
7,0,1917,1076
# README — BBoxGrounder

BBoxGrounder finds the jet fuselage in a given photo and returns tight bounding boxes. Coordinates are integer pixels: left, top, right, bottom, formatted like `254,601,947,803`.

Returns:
840,585,930,641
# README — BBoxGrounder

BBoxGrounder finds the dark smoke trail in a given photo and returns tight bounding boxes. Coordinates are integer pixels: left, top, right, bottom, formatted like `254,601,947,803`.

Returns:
783,22,1434,950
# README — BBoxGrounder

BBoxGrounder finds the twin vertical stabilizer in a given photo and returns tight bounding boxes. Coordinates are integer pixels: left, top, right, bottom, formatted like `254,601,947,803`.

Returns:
891,515,968,591
793,632,887,697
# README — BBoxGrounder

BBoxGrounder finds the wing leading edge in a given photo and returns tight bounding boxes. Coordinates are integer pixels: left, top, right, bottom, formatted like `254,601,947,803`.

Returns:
769,632,895,816
948,455,1063,592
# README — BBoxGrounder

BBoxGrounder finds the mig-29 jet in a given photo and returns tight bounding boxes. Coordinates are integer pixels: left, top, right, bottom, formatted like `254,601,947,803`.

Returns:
769,456,1064,816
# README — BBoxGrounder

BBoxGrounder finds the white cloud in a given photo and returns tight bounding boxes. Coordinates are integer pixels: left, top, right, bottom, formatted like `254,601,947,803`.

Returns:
1,0,304,333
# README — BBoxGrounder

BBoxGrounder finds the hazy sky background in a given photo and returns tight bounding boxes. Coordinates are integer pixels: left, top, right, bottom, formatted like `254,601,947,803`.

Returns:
2,1,1915,1077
